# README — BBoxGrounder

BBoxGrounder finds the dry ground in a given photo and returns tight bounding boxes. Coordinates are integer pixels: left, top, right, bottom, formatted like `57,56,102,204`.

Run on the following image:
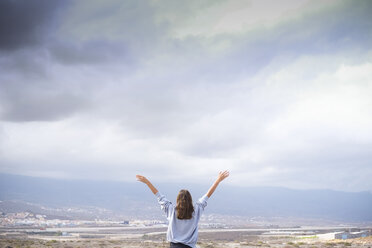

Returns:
0,237,372,248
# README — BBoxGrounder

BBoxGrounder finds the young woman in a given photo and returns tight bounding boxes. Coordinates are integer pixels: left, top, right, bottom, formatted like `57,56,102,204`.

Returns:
136,171,230,248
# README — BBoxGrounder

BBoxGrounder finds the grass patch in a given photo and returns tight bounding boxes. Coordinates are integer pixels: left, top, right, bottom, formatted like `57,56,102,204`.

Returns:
297,236,317,239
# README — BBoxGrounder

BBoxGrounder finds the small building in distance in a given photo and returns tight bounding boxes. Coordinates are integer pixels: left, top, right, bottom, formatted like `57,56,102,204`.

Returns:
335,230,371,240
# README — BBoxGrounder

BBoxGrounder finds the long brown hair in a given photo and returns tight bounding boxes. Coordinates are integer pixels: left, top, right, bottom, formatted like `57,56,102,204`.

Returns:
176,189,194,219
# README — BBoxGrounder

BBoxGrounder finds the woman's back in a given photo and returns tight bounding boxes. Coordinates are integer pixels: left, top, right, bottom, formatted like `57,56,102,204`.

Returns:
156,192,208,248
136,171,229,248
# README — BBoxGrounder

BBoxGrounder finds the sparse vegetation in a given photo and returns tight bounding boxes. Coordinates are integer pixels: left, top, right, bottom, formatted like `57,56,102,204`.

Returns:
0,232,371,248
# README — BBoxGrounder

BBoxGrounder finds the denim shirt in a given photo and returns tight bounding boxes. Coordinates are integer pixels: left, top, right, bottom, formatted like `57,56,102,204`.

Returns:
156,192,208,248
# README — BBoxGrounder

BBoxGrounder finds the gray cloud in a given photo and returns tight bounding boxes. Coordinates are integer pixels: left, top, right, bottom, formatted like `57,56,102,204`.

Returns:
48,40,131,65
195,0,372,82
0,0,371,191
0,0,67,51
0,89,88,122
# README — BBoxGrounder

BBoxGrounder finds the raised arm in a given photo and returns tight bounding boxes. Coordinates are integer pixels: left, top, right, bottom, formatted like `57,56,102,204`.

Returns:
206,170,229,198
136,175,158,195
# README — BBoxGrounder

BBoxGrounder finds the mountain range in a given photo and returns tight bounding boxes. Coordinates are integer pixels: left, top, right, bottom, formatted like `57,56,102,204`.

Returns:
1,173,371,222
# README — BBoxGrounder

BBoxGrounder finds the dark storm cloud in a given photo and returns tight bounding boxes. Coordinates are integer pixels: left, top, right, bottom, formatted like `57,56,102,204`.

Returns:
0,0,371,191
0,0,68,51
0,0,123,122
1,0,370,125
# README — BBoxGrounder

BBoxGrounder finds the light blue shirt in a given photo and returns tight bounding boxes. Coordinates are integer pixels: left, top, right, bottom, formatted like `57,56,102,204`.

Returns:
155,192,209,248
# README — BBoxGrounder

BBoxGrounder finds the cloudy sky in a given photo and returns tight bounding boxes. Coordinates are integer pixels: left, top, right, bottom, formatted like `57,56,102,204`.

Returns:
0,0,371,191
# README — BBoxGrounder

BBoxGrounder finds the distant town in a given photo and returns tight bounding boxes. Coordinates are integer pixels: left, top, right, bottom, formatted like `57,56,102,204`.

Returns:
1,209,372,248
1,200,372,248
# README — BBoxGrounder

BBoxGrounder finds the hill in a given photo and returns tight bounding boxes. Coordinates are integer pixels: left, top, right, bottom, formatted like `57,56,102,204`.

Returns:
1,173,371,222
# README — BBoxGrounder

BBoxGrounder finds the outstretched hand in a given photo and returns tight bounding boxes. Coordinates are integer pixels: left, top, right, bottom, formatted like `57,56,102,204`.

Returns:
206,170,230,198
136,175,149,184
217,170,229,183
136,175,158,195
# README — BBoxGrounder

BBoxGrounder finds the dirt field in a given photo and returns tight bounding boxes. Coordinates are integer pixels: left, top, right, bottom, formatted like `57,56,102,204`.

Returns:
1,236,372,248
